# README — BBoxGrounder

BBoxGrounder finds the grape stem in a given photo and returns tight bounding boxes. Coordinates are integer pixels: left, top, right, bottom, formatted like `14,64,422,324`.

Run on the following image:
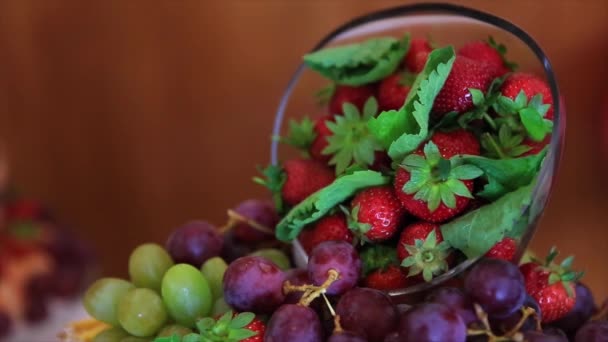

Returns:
217,209,274,235
467,304,539,342
320,293,345,334
283,269,340,307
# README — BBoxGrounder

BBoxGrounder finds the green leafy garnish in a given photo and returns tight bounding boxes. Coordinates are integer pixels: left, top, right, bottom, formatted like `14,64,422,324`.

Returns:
494,91,552,142
323,97,383,175
315,83,336,105
488,36,518,71
279,117,317,152
480,127,531,159
303,34,411,86
441,181,535,258
253,165,286,214
400,230,451,282
275,170,389,241
368,46,456,162
360,244,399,276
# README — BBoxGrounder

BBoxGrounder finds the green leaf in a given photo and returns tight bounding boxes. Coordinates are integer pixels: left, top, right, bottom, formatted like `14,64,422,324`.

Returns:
303,34,411,86
469,88,485,107
275,170,390,241
182,333,201,342
519,107,551,142
445,178,473,198
441,182,535,258
229,328,258,340
450,164,483,180
197,317,216,331
230,312,255,329
360,244,399,275
494,96,517,115
439,184,456,208
315,83,336,105
253,165,286,213
281,117,317,150
514,90,528,109
487,35,518,70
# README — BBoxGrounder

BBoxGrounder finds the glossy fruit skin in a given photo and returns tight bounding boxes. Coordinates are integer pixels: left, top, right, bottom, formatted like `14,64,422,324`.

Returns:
397,302,467,342
336,287,399,342
282,159,335,206
310,115,333,163
550,282,596,337
575,320,608,342
351,186,405,242
377,74,411,111
200,256,228,300
426,287,477,325
306,213,354,254
484,237,517,261
397,222,443,261
403,38,432,73
249,248,291,270
161,263,213,327
432,56,495,115
500,72,554,120
493,293,541,334
242,316,266,342
92,327,130,342
117,288,168,337
165,221,223,267
283,268,310,304
233,199,279,242
329,85,375,116
465,259,526,318
457,40,509,76
223,256,285,314
307,241,361,296
128,243,174,292
364,265,408,291
84,278,135,326
264,304,323,342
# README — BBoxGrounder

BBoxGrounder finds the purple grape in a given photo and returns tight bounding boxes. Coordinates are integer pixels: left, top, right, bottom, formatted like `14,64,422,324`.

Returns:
233,199,278,242
524,330,568,342
223,256,285,314
26,273,53,299
265,304,323,342
0,311,12,338
283,268,310,304
50,265,85,298
493,294,541,333
336,288,398,342
464,259,526,318
307,241,361,296
328,331,367,342
24,299,48,323
165,221,223,267
575,320,608,342
397,303,466,342
383,332,400,342
550,282,596,336
221,230,255,263
426,287,478,325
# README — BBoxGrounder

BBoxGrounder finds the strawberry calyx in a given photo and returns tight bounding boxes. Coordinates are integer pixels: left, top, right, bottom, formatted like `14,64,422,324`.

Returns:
253,165,286,214
322,97,384,175
532,247,584,298
400,141,483,212
316,83,336,106
341,204,371,243
279,117,317,152
399,70,417,87
360,244,399,276
400,229,451,282
493,90,553,142
196,310,259,342
487,36,518,71
480,126,531,159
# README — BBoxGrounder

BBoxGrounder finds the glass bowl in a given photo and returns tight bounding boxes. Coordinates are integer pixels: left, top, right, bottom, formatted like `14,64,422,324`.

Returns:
270,3,564,299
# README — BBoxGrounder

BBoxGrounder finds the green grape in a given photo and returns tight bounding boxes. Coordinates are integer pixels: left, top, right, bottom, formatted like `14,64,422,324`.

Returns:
93,327,129,342
128,243,174,291
156,324,193,337
161,264,212,327
84,278,135,325
120,337,150,342
200,257,227,300
211,296,232,316
118,288,168,337
249,248,291,270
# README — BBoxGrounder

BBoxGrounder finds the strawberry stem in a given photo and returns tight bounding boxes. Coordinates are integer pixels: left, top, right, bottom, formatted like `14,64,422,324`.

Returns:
482,133,508,159
482,113,498,131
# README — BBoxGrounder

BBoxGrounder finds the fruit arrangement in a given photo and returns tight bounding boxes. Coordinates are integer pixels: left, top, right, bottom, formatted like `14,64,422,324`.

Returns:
63,33,608,341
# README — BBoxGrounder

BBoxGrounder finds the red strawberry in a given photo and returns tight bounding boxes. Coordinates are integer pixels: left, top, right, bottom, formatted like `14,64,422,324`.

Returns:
370,151,392,172
364,265,408,291
377,73,412,111
457,40,509,77
242,316,265,342
307,213,354,253
394,130,481,223
484,237,517,261
309,115,333,163
297,228,315,255
329,85,375,115
5,199,47,221
433,56,495,115
521,135,551,157
404,38,433,73
500,72,554,120
348,186,405,242
397,222,451,282
519,248,583,323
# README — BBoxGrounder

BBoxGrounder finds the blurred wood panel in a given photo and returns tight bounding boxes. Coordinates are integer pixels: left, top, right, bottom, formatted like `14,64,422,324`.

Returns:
1,0,607,297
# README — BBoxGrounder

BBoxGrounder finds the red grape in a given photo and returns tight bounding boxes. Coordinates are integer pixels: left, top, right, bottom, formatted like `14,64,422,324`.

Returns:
524,330,568,341
232,199,278,242
493,294,540,333
397,303,466,342
283,268,310,304
0,311,12,338
550,282,596,337
265,304,323,342
336,287,398,342
307,241,361,296
223,256,285,314
328,331,367,342
426,287,477,325
575,320,608,342
165,221,223,267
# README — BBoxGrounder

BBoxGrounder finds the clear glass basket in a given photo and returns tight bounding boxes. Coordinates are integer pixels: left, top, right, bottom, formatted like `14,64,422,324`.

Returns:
270,3,564,299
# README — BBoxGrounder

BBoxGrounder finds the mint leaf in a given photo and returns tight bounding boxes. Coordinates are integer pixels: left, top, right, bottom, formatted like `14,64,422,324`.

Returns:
441,182,535,258
368,46,455,162
303,35,411,86
275,170,390,241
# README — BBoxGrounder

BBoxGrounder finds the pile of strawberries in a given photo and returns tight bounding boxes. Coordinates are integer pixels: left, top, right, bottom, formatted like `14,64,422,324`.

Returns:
257,34,555,292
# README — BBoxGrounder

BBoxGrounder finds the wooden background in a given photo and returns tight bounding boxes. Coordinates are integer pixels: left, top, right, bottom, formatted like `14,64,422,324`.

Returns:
1,1,607,298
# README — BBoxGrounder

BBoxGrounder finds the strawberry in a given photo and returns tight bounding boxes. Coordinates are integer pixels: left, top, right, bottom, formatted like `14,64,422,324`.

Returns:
403,38,433,73
347,186,405,242
5,199,47,221
254,159,335,211
309,115,333,163
329,85,375,116
457,40,511,77
242,316,265,342
306,213,354,253
500,72,554,120
397,222,451,282
202,310,265,342
364,265,408,291
377,73,412,111
432,56,495,115
484,237,517,261
519,248,584,323
393,130,482,223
